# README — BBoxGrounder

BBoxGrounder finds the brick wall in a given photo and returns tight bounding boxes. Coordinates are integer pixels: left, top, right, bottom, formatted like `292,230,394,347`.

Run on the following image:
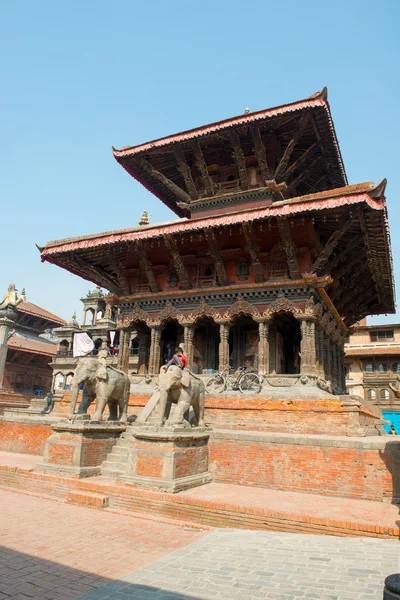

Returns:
0,420,53,454
209,430,400,502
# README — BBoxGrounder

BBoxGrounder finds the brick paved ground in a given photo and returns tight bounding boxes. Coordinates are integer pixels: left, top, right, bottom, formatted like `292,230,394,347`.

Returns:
0,487,399,600
0,488,206,600
78,529,399,600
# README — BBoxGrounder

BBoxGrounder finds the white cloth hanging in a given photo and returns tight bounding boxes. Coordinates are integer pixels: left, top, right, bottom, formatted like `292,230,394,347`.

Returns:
73,332,95,357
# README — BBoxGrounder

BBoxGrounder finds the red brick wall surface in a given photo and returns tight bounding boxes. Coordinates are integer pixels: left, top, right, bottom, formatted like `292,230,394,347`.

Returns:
137,454,163,477
175,445,209,478
0,421,52,454
209,436,399,502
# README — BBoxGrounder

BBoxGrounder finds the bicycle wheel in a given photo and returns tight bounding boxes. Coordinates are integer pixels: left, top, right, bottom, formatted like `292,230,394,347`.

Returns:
206,373,226,394
239,373,262,394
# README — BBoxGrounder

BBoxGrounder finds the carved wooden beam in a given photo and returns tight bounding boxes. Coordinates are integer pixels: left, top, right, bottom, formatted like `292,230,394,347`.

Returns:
309,113,336,187
330,233,364,269
358,207,382,305
108,248,130,296
137,242,160,293
242,222,265,283
330,257,365,298
276,217,300,279
228,130,249,190
337,281,375,313
330,261,368,301
310,211,352,275
249,123,271,182
137,157,191,204
203,228,229,286
163,234,191,290
174,146,198,200
284,156,323,197
192,140,214,196
68,254,121,295
283,143,317,182
274,113,310,181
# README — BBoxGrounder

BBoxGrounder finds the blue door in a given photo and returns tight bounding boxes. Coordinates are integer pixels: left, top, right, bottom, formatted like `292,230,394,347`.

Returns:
382,411,400,434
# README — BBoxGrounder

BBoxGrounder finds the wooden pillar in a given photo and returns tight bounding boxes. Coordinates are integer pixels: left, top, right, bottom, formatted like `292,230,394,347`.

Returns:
257,321,269,376
300,319,316,374
117,330,125,370
118,329,131,373
218,323,230,372
149,326,162,376
184,325,195,370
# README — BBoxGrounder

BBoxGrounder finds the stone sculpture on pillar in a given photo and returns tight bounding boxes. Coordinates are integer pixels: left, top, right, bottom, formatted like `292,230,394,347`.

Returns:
0,284,23,390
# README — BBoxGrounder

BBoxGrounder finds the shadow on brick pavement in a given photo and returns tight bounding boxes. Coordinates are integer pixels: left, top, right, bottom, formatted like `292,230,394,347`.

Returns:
0,545,206,600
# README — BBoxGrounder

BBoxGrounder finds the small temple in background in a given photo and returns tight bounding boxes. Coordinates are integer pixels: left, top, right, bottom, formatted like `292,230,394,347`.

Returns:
38,88,394,394
0,284,65,413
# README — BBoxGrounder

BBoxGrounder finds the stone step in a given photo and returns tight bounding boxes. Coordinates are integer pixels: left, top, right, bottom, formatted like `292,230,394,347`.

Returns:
110,446,130,456
103,454,128,465
67,490,109,509
101,467,124,479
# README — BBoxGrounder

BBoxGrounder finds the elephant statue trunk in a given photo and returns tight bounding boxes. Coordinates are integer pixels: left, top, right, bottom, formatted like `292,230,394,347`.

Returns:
69,384,80,416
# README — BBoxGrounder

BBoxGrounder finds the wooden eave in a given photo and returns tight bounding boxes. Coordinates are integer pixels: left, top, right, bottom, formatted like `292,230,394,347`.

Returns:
39,182,394,322
113,91,347,216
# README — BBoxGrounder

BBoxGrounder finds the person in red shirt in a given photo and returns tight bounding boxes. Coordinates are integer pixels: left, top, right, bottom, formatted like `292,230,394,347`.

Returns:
163,347,187,370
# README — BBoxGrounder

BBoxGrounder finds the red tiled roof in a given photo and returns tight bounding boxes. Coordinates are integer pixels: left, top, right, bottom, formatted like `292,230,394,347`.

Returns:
112,92,346,185
345,347,400,357
17,301,65,326
41,184,384,255
7,334,58,357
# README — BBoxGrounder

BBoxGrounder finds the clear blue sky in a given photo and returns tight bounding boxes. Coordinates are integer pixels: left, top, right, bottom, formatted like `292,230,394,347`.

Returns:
1,0,399,324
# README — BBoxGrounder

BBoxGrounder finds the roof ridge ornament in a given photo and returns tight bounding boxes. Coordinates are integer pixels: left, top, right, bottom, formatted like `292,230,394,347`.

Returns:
368,178,387,200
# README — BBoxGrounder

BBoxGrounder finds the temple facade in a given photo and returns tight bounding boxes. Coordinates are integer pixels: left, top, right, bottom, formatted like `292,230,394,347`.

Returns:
39,89,395,395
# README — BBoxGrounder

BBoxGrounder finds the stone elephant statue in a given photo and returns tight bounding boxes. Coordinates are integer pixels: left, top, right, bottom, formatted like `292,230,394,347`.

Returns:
69,356,129,422
157,365,205,427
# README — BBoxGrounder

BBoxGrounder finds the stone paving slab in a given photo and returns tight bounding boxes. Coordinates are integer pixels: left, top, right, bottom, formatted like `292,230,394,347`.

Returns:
0,488,206,600
77,529,400,600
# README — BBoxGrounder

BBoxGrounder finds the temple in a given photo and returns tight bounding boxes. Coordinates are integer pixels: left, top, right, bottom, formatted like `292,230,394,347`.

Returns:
39,89,395,394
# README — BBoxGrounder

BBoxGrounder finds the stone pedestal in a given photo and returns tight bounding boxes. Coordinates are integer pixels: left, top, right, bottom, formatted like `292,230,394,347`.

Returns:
38,417,126,478
121,426,212,493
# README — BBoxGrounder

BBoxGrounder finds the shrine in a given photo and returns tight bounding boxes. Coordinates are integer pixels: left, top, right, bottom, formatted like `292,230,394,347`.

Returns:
38,88,394,395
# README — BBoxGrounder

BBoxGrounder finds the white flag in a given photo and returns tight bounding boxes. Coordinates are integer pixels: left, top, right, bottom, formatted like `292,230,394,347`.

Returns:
73,332,95,357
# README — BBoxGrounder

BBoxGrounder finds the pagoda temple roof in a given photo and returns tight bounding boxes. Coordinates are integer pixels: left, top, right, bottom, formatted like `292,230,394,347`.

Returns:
38,181,395,323
17,301,65,327
7,331,58,357
113,89,348,216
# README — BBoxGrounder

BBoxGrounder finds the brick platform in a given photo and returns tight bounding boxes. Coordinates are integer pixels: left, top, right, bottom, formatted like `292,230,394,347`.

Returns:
0,415,55,454
123,426,212,492
209,430,400,502
0,451,399,539
38,420,127,478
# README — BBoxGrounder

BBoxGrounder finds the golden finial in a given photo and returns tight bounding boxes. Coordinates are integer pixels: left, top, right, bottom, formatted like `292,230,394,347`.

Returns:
139,210,150,226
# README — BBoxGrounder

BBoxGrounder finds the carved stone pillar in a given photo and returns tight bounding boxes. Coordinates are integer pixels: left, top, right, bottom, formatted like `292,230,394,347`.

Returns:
149,326,162,376
257,321,269,376
340,346,346,394
316,326,324,376
331,342,338,393
184,325,195,370
218,323,230,372
300,319,316,374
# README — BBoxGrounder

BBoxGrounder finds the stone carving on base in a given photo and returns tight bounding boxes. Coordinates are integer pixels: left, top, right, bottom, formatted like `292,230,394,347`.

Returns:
155,366,206,427
317,377,332,394
69,356,129,422
389,376,400,398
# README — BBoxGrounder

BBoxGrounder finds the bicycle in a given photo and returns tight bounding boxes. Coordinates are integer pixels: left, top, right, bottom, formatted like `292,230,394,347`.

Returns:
206,365,262,394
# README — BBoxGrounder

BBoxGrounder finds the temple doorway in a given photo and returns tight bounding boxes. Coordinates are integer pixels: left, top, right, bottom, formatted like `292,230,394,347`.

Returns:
193,317,219,374
130,321,151,374
160,319,184,367
269,312,301,374
228,315,259,371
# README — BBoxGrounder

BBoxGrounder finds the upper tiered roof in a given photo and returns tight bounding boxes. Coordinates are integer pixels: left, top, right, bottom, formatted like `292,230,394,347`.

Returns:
113,88,347,217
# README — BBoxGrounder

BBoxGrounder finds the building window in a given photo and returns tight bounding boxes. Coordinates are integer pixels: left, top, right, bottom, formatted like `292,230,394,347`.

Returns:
365,363,374,373
393,363,400,373
367,389,376,401
381,389,390,401
344,365,352,378
370,330,394,342
377,363,388,373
